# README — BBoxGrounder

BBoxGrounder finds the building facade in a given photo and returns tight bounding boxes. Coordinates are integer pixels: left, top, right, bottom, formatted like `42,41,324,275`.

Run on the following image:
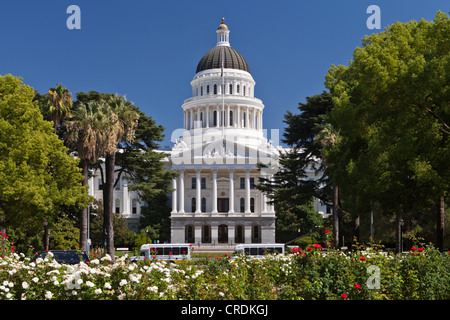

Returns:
88,162,142,231
168,19,281,245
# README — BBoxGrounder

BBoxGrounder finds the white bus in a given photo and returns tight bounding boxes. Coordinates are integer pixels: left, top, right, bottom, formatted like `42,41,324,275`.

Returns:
233,243,285,259
139,243,191,262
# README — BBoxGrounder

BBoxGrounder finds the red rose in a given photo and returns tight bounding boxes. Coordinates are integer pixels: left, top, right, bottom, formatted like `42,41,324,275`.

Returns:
341,293,348,299
354,283,360,289
360,256,366,261
418,248,424,252
411,247,417,251
324,229,330,234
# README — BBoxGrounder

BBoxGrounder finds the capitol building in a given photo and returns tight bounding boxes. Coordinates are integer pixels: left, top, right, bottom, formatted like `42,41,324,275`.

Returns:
168,18,279,245
89,18,328,245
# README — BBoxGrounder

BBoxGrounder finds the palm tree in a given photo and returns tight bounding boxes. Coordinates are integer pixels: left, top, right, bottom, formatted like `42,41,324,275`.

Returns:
65,100,107,250
315,122,341,249
100,94,139,261
46,84,73,134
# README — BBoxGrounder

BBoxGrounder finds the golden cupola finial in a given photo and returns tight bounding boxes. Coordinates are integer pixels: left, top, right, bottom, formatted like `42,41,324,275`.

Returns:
218,17,228,30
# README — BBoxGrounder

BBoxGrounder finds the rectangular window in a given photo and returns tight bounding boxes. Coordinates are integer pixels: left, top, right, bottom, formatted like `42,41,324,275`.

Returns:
191,177,196,189
240,177,245,189
201,177,206,189
132,199,137,214
250,177,255,189
201,198,206,212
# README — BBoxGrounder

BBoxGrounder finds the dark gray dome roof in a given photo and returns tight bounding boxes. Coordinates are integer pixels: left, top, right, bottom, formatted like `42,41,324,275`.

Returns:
196,46,250,74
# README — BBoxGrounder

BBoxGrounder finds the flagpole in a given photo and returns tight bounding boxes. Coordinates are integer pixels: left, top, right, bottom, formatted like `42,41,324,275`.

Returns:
221,47,225,137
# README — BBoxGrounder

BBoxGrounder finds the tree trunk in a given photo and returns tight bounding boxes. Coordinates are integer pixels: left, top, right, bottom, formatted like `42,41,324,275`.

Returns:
79,160,89,251
333,185,339,249
437,195,445,252
396,214,403,254
103,153,116,262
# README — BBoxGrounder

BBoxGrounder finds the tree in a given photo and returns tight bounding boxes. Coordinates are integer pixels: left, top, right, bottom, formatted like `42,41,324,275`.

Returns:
0,74,89,248
258,92,334,241
325,11,450,251
65,100,107,250
99,94,139,261
46,84,73,134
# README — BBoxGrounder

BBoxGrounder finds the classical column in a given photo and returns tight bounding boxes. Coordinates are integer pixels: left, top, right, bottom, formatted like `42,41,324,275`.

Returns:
171,176,177,213
216,105,219,127
196,107,200,128
123,183,129,215
212,169,218,214
237,105,241,128
178,170,185,213
206,106,210,128
228,169,235,214
246,107,250,129
189,109,193,130
245,169,251,214
195,169,201,214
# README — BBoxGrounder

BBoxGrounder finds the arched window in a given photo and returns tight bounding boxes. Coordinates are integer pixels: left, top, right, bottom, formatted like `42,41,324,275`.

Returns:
218,224,228,243
243,86,246,96
243,112,246,127
240,198,245,213
252,225,261,243
201,86,203,96
206,85,210,94
185,225,194,243
213,84,217,94
250,197,255,213
235,225,244,243
202,225,211,243
229,84,233,94
213,110,217,126
237,84,240,94
229,110,233,126
191,197,196,213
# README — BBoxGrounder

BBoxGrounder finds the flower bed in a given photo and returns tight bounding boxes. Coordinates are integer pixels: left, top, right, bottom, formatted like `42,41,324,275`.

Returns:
1,232,449,300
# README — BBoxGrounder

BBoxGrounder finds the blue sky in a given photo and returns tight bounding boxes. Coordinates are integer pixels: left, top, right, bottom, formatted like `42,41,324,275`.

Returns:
1,0,448,148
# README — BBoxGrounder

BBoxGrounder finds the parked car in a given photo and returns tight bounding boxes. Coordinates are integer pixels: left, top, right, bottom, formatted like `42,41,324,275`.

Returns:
32,250,89,265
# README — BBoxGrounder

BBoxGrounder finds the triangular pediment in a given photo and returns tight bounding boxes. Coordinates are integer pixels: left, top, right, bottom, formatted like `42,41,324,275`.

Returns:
171,136,279,160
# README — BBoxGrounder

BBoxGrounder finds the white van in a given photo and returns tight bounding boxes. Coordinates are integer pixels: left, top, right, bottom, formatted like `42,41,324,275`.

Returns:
233,243,285,259
139,243,191,262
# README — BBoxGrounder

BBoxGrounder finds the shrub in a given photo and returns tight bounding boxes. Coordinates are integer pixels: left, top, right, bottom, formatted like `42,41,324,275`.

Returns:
0,231,449,300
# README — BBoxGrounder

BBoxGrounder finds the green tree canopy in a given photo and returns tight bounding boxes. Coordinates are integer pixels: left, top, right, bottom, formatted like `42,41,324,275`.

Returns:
325,11,450,250
0,74,90,245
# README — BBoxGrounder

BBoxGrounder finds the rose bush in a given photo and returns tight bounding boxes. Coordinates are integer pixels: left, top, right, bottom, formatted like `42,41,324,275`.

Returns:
0,231,449,300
